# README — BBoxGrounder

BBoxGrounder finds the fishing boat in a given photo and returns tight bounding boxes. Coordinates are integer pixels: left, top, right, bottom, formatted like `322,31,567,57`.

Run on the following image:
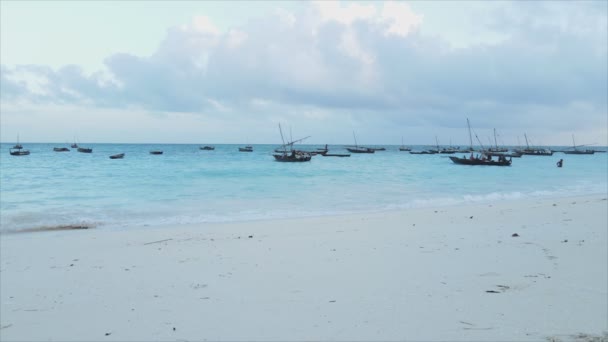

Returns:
321,153,350,157
9,135,30,156
514,134,553,156
53,147,70,152
273,124,312,162
487,129,509,152
346,132,375,153
449,155,512,166
77,147,93,153
150,150,163,155
449,119,512,166
239,146,253,152
399,137,411,151
200,146,215,150
71,143,78,148
409,150,437,155
562,135,595,155
109,153,125,159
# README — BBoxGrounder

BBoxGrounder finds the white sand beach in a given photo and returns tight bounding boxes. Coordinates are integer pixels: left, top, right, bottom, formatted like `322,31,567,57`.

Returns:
1,195,607,341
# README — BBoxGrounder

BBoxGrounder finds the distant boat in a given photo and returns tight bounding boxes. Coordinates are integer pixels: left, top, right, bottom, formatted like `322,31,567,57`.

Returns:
562,135,594,155
239,146,253,152
77,147,93,153
71,143,78,148
321,153,350,157
409,150,437,155
514,134,553,156
200,146,215,150
273,123,312,162
109,153,125,159
10,135,29,155
487,128,509,152
346,132,375,153
371,147,386,151
53,147,70,152
150,150,163,155
399,137,411,151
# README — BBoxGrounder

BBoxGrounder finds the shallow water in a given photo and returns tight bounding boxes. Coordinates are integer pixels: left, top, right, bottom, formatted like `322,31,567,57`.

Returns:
1,143,607,231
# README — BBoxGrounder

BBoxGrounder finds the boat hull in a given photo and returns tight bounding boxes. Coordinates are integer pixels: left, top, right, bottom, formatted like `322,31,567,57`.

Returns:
273,153,311,162
449,156,511,166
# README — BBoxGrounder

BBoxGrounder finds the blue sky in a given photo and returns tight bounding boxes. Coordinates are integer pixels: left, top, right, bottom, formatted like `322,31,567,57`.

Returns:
1,1,606,146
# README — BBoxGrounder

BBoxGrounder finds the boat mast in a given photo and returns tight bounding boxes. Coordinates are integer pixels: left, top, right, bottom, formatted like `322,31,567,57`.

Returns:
494,128,499,150
524,133,530,149
572,134,577,151
435,136,439,150
353,131,358,148
278,123,287,150
466,118,473,151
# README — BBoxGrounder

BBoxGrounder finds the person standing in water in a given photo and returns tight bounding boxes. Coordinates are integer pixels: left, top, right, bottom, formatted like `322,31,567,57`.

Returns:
557,159,563,168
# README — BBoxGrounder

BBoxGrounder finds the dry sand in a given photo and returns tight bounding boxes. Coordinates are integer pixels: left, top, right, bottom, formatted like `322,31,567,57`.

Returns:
1,195,607,341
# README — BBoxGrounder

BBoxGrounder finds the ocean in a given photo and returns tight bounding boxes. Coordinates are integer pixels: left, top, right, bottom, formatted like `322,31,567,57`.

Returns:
1,143,607,232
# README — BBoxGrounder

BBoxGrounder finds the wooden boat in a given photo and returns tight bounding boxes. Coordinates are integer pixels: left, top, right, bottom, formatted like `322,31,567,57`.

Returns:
274,150,312,162
239,146,253,152
77,147,93,153
273,123,312,162
399,137,411,151
450,155,511,166
515,134,553,155
371,147,386,151
346,146,375,153
321,153,350,157
562,135,594,154
346,132,375,153
409,150,437,154
150,150,163,155
109,153,125,159
10,135,29,155
487,151,522,158
200,146,215,150
53,147,70,152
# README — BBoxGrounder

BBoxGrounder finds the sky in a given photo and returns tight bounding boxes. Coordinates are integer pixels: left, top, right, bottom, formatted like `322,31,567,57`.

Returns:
1,0,607,146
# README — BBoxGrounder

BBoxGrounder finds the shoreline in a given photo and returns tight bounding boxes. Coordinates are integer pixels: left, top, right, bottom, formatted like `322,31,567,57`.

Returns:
3,192,607,235
1,194,607,341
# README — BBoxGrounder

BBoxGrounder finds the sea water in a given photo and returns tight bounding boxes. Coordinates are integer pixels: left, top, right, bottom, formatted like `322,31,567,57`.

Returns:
1,143,607,232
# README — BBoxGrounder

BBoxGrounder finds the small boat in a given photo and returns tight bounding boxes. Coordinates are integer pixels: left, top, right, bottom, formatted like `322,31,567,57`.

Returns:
109,153,125,159
77,147,93,153
562,135,595,154
273,123,312,162
514,134,553,156
53,147,70,152
346,132,375,153
239,146,253,152
346,146,375,153
274,150,312,162
450,155,512,166
71,143,78,148
200,146,215,150
10,135,29,155
486,151,522,158
409,150,437,155
150,150,163,155
321,153,350,157
371,147,386,151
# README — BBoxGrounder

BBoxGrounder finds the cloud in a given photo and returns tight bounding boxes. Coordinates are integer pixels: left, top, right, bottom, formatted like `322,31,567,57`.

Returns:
1,1,606,143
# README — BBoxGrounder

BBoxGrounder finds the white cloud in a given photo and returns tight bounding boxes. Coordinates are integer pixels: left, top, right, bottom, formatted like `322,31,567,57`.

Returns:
1,1,606,144
380,1,423,37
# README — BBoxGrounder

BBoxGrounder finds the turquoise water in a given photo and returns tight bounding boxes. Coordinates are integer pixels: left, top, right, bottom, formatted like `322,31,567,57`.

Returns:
1,143,607,232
